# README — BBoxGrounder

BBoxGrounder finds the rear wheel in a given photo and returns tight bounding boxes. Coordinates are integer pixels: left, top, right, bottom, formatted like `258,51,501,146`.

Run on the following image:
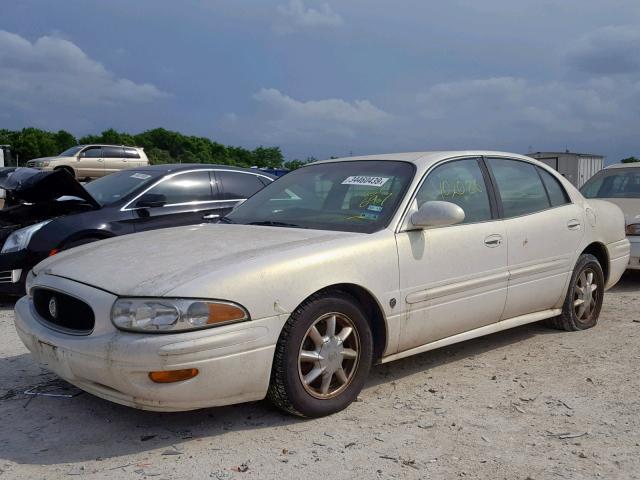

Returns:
547,254,604,331
268,292,373,417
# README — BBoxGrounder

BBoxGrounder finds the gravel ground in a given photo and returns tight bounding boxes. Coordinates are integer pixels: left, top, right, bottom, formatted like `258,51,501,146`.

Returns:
1,272,639,480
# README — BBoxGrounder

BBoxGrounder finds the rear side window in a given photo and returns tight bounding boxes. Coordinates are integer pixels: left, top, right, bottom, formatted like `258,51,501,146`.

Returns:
217,171,266,200
538,167,570,206
415,158,493,224
124,147,140,159
488,158,550,217
102,146,124,158
149,171,213,204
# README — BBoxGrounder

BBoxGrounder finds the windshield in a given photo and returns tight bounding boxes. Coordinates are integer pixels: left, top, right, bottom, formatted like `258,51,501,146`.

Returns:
58,146,84,157
580,168,640,199
226,160,415,233
84,170,161,206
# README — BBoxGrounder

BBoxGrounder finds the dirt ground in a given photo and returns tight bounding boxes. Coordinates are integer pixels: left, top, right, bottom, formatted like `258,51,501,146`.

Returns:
1,273,639,480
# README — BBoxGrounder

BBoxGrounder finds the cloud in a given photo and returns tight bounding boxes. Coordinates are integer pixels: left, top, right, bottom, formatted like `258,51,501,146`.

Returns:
0,30,167,112
274,0,343,34
249,88,391,140
565,25,640,75
414,75,640,150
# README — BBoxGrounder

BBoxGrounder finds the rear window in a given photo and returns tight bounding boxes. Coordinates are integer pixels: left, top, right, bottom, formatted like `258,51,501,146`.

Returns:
581,168,640,199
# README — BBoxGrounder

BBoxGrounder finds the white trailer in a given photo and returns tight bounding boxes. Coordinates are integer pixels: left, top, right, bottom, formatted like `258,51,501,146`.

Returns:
527,151,604,188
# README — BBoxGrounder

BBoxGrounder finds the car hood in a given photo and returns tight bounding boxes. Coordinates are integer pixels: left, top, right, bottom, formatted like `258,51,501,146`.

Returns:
0,167,99,208
33,224,359,296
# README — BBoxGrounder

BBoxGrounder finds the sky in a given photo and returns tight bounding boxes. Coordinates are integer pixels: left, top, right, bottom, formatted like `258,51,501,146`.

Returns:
1,0,640,162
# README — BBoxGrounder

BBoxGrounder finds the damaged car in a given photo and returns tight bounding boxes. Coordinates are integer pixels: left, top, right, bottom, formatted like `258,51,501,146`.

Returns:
15,151,630,417
0,165,273,294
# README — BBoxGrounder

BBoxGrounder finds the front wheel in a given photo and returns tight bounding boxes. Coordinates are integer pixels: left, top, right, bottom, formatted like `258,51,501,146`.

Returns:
268,292,373,417
547,253,604,331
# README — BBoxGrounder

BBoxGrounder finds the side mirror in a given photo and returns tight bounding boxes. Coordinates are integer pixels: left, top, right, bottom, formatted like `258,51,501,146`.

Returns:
411,201,465,228
135,193,167,209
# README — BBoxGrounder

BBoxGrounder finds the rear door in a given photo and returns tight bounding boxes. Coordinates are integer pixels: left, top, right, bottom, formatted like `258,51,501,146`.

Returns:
131,170,225,232
102,146,126,175
214,170,272,217
486,157,584,319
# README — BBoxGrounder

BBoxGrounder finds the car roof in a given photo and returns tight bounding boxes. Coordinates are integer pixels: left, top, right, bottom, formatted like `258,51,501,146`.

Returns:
605,162,640,169
313,151,536,168
127,163,276,178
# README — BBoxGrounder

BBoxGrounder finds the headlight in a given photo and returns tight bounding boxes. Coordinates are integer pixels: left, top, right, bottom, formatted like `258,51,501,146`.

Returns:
111,298,250,333
1,220,51,254
626,223,640,236
41,161,50,167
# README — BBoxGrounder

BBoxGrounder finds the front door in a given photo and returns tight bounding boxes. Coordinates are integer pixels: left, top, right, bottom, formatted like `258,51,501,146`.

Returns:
132,170,227,232
77,146,104,178
396,157,508,352
486,158,585,319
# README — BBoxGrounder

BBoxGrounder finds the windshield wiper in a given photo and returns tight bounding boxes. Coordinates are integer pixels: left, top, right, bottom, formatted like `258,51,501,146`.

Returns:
246,220,306,228
219,216,235,224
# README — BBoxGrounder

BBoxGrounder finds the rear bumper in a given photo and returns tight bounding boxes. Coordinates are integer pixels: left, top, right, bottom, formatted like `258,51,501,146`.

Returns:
627,236,640,270
606,238,631,288
14,274,287,411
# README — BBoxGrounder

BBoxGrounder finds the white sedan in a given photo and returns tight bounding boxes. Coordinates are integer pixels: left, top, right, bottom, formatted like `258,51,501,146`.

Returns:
14,151,630,417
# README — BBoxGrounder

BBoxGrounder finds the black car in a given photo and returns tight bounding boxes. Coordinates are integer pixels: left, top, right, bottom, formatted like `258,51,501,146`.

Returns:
0,164,274,294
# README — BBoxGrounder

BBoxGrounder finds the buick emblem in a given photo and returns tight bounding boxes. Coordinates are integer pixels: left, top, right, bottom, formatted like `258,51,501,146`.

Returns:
48,296,58,319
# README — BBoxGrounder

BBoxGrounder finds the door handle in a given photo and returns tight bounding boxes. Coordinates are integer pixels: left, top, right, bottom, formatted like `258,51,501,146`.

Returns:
202,214,220,220
484,234,503,247
567,220,581,230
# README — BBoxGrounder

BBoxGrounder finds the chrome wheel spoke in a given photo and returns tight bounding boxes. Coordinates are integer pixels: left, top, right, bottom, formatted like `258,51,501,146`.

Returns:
337,326,353,342
341,348,358,359
300,350,322,363
586,271,593,285
308,326,324,348
304,366,325,385
326,315,336,338
320,372,333,394
576,303,586,319
335,368,348,385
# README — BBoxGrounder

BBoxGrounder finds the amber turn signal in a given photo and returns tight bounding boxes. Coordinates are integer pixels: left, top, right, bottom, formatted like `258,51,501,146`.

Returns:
206,303,247,324
149,368,199,383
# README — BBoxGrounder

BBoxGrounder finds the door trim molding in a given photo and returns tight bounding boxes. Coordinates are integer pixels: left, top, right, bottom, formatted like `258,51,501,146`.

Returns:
381,308,561,364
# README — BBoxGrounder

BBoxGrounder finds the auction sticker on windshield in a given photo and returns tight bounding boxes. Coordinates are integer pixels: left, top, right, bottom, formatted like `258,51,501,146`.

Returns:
342,176,390,187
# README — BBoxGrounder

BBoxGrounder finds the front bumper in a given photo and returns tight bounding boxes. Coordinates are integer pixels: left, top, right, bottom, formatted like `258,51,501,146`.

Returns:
628,236,640,270
14,274,287,411
0,250,38,295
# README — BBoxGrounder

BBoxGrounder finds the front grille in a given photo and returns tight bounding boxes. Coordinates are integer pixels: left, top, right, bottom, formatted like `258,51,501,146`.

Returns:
33,288,95,334
0,270,12,283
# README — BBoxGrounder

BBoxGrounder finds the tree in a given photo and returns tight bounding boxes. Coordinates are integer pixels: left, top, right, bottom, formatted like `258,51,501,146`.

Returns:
283,159,306,170
252,146,284,168
621,156,640,163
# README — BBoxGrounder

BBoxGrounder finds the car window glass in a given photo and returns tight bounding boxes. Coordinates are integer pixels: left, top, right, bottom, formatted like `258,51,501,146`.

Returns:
414,158,492,224
148,171,213,204
124,147,140,159
217,171,266,200
102,146,123,158
227,160,415,233
538,167,570,206
488,158,550,217
82,147,102,158
580,168,640,199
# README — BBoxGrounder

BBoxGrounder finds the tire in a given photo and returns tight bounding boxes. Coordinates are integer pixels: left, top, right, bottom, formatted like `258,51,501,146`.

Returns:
268,292,373,417
546,253,604,331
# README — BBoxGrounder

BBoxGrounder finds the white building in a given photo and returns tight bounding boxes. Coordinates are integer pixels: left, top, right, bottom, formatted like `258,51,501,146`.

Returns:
527,151,604,188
